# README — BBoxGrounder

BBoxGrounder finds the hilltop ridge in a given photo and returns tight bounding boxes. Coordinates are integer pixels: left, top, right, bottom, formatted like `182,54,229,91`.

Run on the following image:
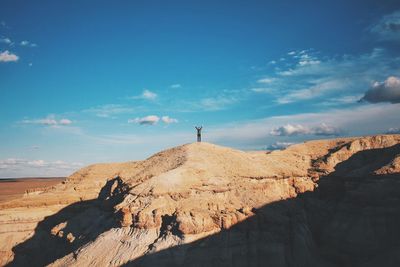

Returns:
1,134,400,266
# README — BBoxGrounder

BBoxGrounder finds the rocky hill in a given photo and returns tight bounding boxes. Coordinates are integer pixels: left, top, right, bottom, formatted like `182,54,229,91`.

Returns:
1,135,400,266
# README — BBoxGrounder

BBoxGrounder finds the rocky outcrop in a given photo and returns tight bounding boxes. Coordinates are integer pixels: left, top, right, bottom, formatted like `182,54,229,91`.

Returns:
1,134,400,266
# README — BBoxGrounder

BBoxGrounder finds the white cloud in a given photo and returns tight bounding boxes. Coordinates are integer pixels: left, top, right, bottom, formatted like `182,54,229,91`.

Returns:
312,123,342,136
161,116,178,124
20,115,73,126
20,40,37,47
128,115,160,125
270,124,311,136
0,50,18,62
142,89,157,100
128,115,178,125
268,60,276,64
270,123,341,138
270,123,342,136
298,59,320,66
0,37,11,44
293,52,321,67
130,89,158,101
170,84,181,89
370,10,400,41
361,76,400,104
288,51,296,56
251,88,272,93
257,78,275,84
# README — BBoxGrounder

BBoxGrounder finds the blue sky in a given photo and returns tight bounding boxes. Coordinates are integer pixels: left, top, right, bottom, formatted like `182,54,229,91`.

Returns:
1,0,400,177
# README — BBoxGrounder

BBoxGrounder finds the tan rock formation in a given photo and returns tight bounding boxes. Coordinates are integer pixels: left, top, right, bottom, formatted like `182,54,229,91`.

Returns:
0,134,400,267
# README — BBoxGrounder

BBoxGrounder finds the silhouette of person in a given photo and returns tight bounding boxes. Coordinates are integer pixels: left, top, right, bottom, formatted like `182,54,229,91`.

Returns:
195,126,202,142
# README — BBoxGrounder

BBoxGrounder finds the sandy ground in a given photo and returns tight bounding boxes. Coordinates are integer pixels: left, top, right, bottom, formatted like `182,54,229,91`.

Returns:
0,177,65,203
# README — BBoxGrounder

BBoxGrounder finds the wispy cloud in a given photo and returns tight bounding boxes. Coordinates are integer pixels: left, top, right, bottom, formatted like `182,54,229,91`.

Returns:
198,96,237,111
20,115,73,126
251,88,273,93
172,89,244,112
361,76,400,104
0,50,18,62
252,48,400,105
59,119,72,125
276,79,349,104
0,21,9,29
83,104,135,118
20,40,37,47
161,116,178,124
0,158,83,177
317,95,364,106
370,10,400,42
131,89,158,101
170,84,181,89
257,77,275,84
0,37,11,44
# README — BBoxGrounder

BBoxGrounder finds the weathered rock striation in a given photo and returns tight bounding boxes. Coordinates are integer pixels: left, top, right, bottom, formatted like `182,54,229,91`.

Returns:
1,134,400,266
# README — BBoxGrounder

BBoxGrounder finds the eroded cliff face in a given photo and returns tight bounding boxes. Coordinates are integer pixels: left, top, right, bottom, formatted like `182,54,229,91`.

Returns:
1,135,400,267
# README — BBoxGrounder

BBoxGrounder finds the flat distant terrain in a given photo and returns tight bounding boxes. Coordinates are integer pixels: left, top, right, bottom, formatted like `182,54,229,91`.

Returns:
0,177,65,203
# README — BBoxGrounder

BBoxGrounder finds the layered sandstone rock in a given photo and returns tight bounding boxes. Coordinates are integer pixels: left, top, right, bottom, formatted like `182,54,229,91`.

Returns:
1,134,400,267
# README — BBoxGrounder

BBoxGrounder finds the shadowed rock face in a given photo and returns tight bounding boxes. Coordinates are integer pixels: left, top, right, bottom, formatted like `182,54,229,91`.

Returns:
1,135,400,266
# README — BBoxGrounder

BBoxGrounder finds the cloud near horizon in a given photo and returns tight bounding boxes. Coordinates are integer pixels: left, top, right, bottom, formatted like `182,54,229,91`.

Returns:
270,123,342,136
206,103,400,149
267,141,296,150
386,127,400,134
0,158,83,177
